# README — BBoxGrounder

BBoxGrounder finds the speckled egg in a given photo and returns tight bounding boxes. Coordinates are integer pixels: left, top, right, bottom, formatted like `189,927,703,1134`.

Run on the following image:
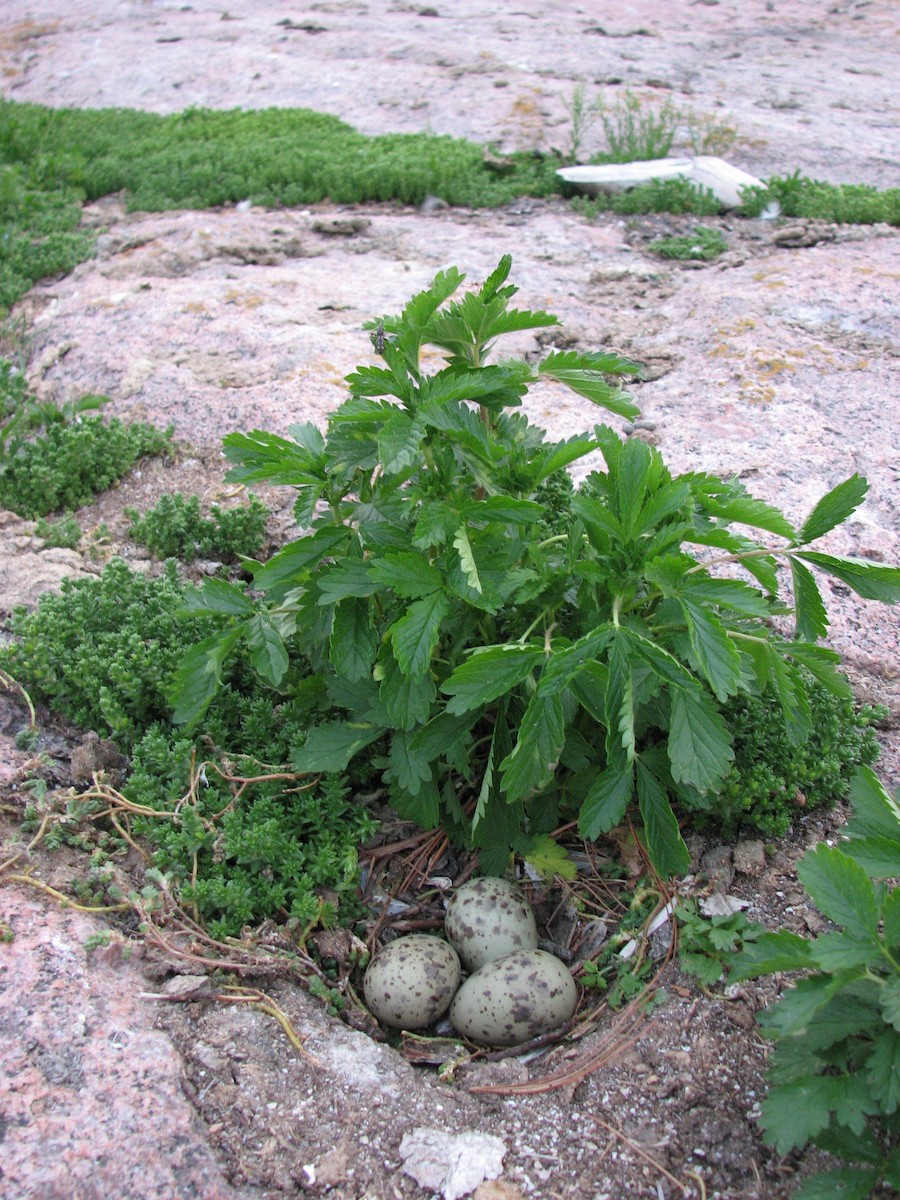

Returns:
444,877,538,972
449,949,578,1047
363,934,461,1030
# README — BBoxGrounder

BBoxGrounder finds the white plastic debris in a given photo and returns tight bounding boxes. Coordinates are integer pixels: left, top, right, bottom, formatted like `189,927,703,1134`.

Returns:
557,155,764,209
399,1128,506,1200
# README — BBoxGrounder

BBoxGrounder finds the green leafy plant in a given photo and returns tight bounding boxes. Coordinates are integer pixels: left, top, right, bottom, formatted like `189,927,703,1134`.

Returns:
741,171,900,225
0,378,173,519
126,492,269,562
571,178,723,218
34,514,82,549
0,559,198,744
650,225,728,261
700,677,883,838
594,89,681,163
731,766,900,1198
170,256,900,879
0,558,375,936
676,897,764,986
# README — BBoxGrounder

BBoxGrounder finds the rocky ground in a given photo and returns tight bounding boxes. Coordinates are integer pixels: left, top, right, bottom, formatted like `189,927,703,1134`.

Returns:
1,2,899,1198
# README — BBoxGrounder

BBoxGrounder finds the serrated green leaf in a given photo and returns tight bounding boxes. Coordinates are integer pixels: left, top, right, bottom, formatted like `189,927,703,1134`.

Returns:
797,551,900,604
845,765,900,841
880,977,900,1034
251,526,350,592
571,491,625,549
441,644,545,714
844,836,900,878
682,574,773,618
882,889,900,955
814,1123,884,1167
386,729,433,796
377,410,422,474
798,844,879,940
330,597,377,683
729,930,815,980
668,687,734,794
540,626,614,697
569,659,609,723
538,350,640,420
636,757,690,876
379,651,436,730
410,709,481,763
292,720,384,773
689,526,781,594
794,1167,881,1200
499,692,565,803
316,558,376,605
368,550,442,598
759,1076,835,1155
413,499,460,549
809,930,883,972
770,650,811,745
800,474,870,545
246,614,289,686
616,436,652,536
679,597,742,702
463,496,544,526
695,487,796,540
606,635,636,764
578,764,634,839
521,833,577,881
390,591,450,678
178,577,255,618
866,1030,900,1114
791,556,830,642
453,524,482,594
784,642,853,700
533,434,601,483
170,627,244,725
760,975,838,1040
388,774,441,829
223,428,324,486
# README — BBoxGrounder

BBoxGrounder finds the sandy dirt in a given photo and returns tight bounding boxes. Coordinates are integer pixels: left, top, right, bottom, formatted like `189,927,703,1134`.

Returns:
1,2,899,1198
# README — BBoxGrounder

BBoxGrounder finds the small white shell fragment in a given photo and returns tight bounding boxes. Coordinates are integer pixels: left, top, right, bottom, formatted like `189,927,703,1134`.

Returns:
444,877,538,972
364,935,461,1030
449,949,578,1047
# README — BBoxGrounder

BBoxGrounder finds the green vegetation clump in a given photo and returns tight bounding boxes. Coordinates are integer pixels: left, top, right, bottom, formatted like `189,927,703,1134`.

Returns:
33,514,82,549
126,492,269,562
0,410,172,518
570,178,723,218
741,171,900,225
687,675,883,837
0,559,197,744
731,767,900,1199
650,225,728,261
0,557,376,937
169,257,900,879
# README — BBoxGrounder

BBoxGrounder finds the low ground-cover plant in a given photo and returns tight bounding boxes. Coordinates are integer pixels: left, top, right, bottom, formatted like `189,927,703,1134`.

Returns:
34,514,82,549
1,558,375,936
650,225,728,261
126,491,269,562
730,766,900,1199
741,171,900,226
172,256,900,878
0,377,172,518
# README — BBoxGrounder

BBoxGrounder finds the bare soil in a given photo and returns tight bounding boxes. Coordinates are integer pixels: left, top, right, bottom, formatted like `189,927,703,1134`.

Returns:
1,3,899,1199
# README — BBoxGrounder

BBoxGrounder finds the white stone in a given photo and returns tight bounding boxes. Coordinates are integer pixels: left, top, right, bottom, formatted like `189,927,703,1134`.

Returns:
399,1127,506,1200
